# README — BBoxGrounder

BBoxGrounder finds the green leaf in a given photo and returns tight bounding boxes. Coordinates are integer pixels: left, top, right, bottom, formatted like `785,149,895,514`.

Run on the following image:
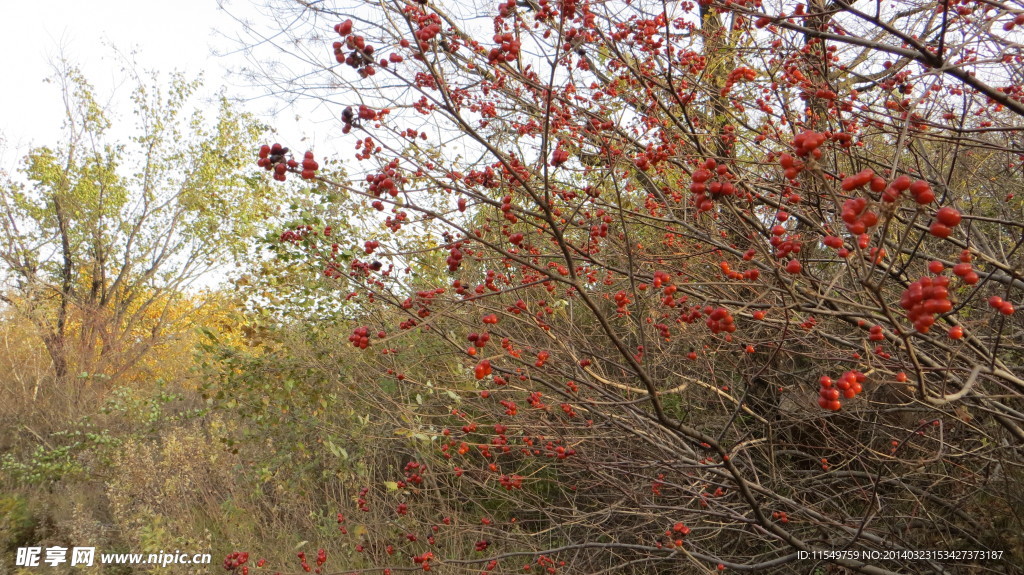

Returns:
326,440,340,458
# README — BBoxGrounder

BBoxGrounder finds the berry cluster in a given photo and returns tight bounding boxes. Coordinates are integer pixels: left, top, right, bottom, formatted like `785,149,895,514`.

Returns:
651,271,680,307
467,331,491,349
257,143,289,181
721,66,757,96
403,460,426,485
356,486,371,512
446,244,464,271
497,0,518,16
223,551,249,572
822,234,848,256
719,261,759,281
257,144,318,181
349,326,372,349
299,151,319,180
474,359,493,379
341,105,379,133
499,195,517,223
499,473,524,490
412,551,434,571
792,130,827,158
913,180,937,204
664,521,691,549
295,549,327,573
951,249,979,284
988,296,1016,315
882,175,935,204
367,162,405,197
279,224,314,244
689,158,737,213
817,370,865,410
779,152,805,180
652,270,672,288
589,220,609,248
930,205,962,238
614,290,631,314
333,19,377,77
840,197,879,235
771,231,801,262
900,275,953,333
706,307,736,334
840,168,885,192
409,9,443,50
488,32,521,64
550,147,570,167
835,166,876,191
1003,13,1024,30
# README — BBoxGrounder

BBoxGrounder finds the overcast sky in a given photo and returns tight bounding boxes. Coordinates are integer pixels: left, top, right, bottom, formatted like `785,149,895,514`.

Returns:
0,0,318,170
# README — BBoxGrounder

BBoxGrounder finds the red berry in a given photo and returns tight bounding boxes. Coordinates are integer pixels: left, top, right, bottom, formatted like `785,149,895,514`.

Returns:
908,178,929,195
841,169,874,191
930,222,951,238
936,206,961,226
915,188,936,204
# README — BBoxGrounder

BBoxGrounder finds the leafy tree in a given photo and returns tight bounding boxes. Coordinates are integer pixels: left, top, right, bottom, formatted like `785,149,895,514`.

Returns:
0,61,275,391
223,0,1024,573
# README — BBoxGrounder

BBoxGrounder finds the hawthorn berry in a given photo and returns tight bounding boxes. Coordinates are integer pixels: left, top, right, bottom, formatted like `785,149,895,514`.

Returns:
936,206,962,227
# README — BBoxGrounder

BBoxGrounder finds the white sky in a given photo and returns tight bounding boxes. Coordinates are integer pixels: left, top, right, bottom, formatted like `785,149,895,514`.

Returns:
0,0,316,170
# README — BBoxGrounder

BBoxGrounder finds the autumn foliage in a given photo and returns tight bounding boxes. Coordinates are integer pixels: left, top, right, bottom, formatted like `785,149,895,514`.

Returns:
235,0,1024,571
